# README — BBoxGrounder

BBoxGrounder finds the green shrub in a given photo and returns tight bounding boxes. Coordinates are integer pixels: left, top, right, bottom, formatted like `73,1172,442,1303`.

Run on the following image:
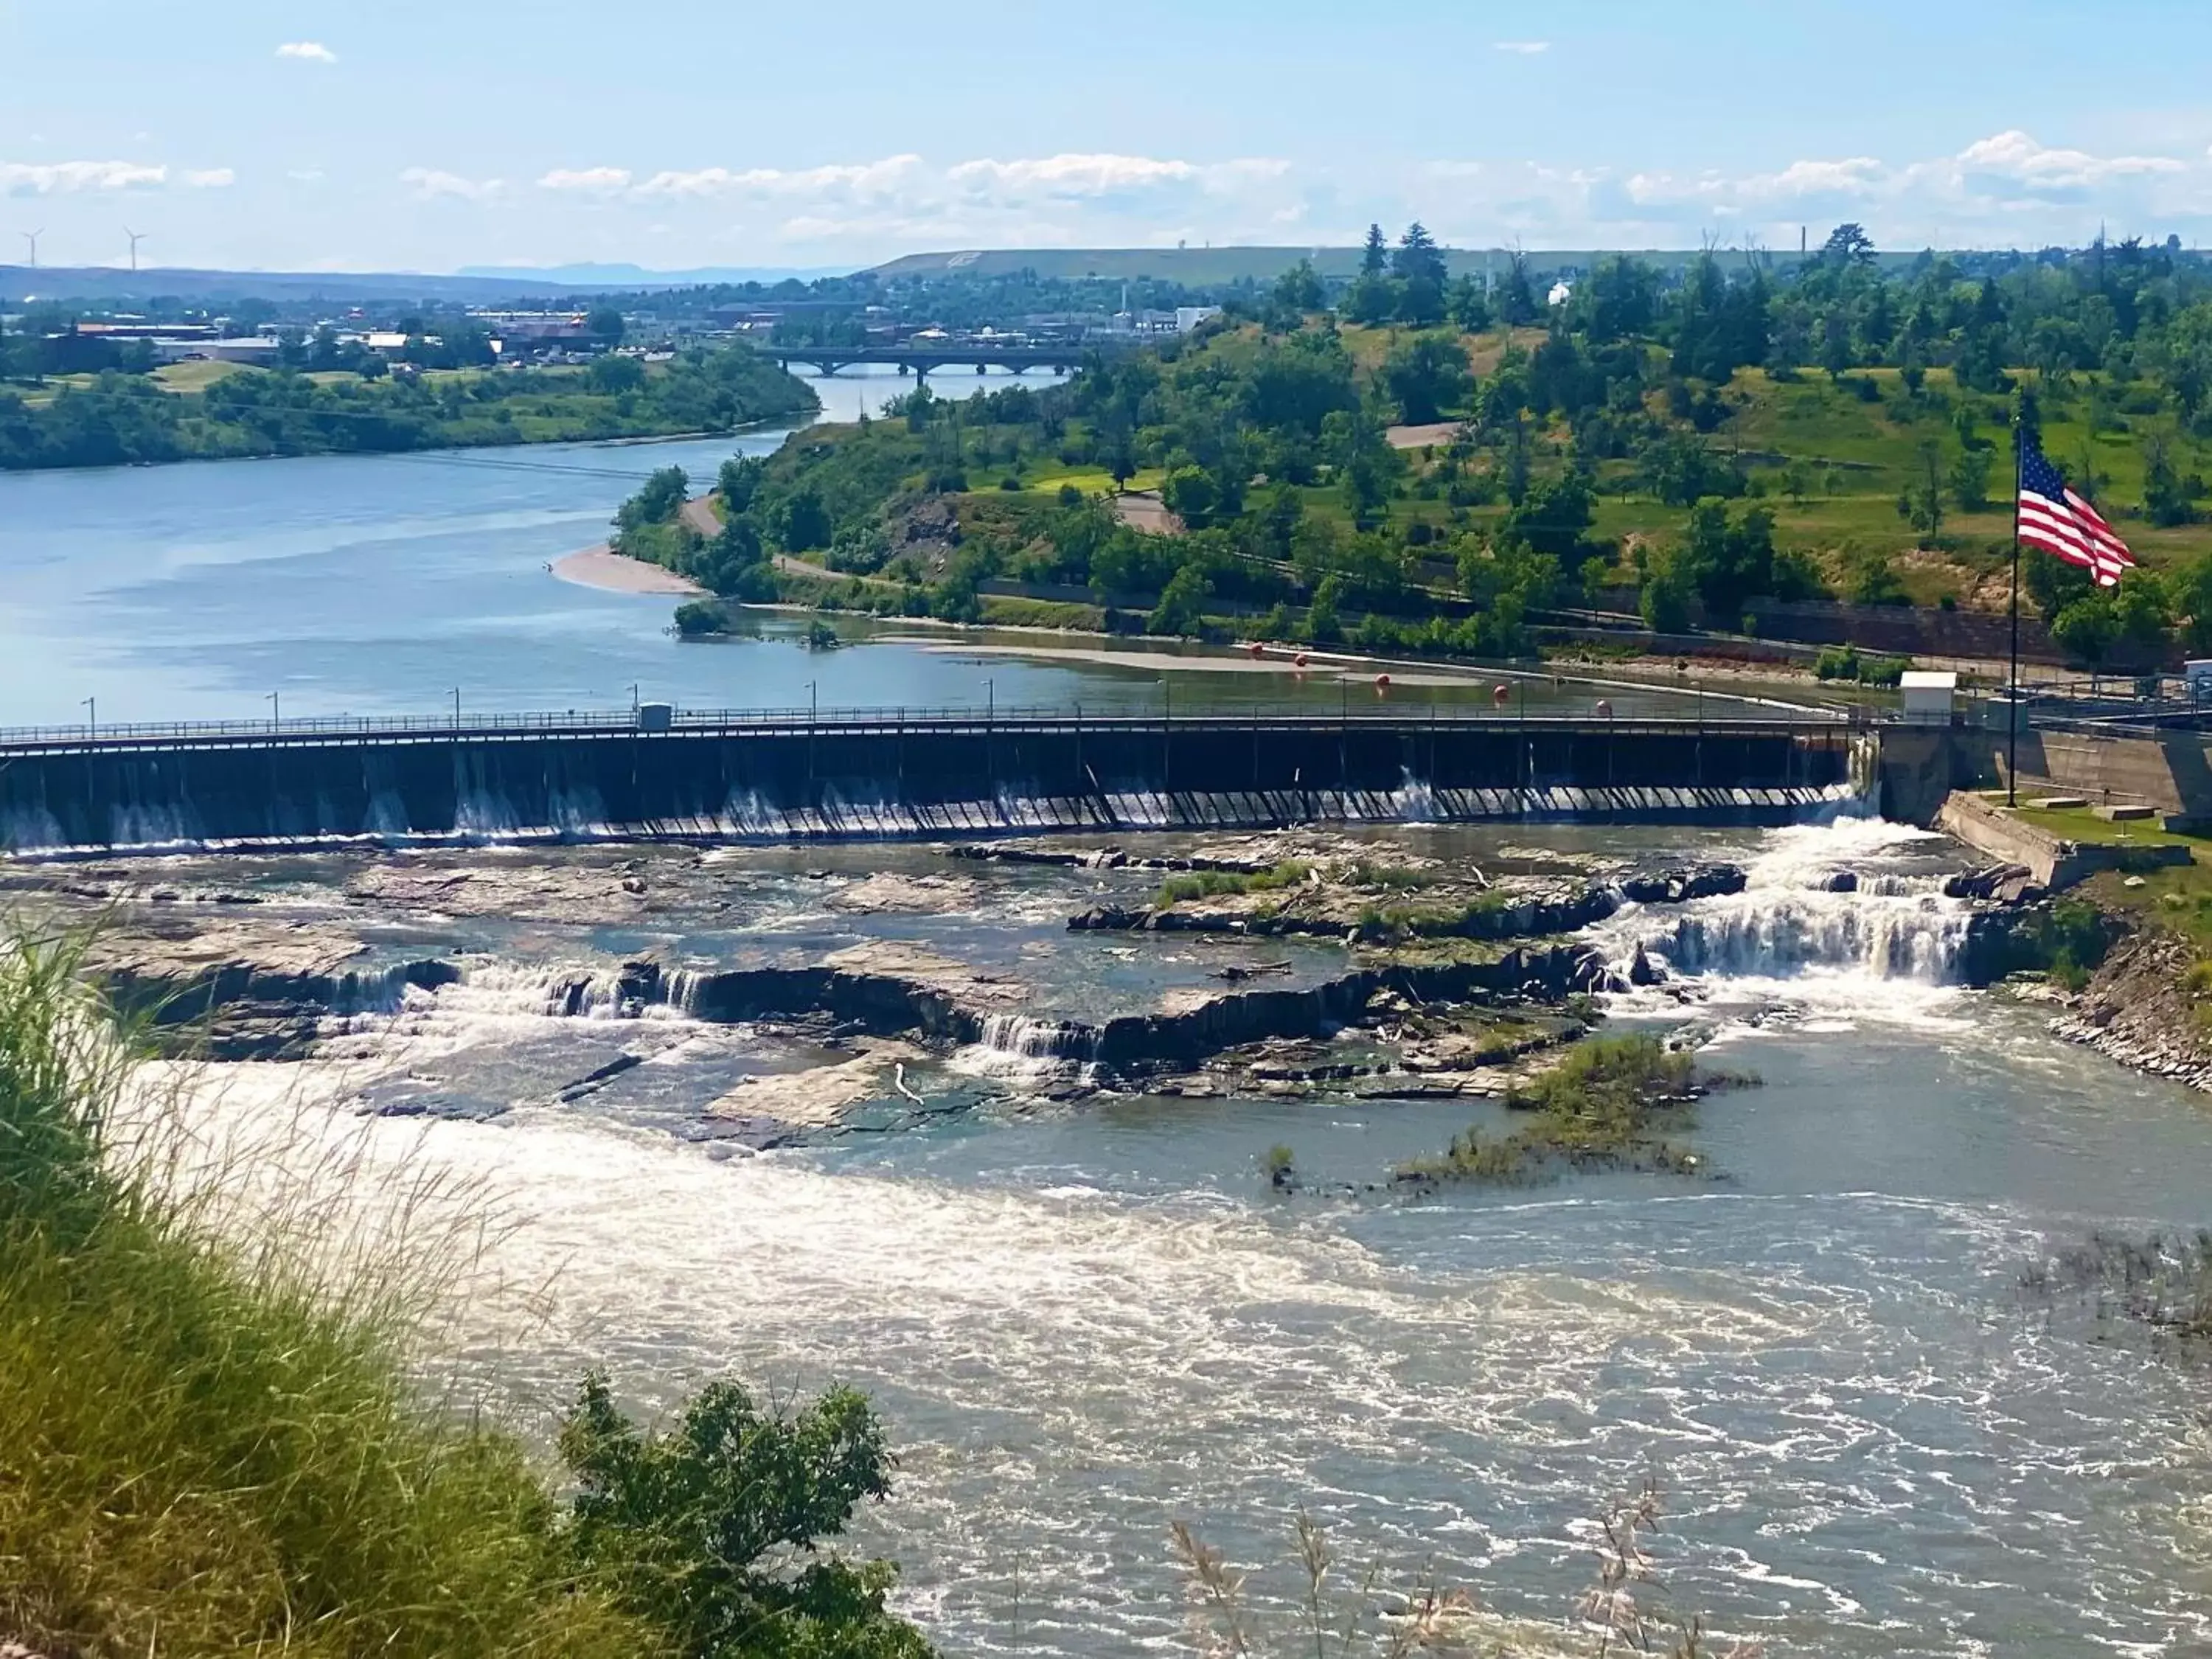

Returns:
0,931,650,1659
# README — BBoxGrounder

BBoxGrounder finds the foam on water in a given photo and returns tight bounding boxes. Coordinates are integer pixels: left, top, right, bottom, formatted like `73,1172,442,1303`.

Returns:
145,1062,2212,1656
1587,815,1978,1020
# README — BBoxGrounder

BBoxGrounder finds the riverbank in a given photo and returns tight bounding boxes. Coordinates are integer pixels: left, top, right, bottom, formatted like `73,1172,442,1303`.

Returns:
552,544,704,597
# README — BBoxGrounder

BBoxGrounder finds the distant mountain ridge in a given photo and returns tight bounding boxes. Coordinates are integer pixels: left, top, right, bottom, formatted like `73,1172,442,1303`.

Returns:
1,264,846,307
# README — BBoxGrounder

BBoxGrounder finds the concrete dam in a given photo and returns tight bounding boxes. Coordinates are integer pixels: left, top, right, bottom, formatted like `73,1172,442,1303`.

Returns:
0,709,1869,854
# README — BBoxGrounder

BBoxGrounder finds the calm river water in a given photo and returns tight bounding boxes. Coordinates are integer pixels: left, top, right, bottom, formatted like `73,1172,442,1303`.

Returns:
0,368,1732,731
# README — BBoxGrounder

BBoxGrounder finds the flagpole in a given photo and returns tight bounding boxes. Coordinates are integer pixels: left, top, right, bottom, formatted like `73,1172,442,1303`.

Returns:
2008,417,2023,809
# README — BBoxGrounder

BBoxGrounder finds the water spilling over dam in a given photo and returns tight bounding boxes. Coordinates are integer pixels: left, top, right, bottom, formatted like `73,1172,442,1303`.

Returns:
0,706,1866,853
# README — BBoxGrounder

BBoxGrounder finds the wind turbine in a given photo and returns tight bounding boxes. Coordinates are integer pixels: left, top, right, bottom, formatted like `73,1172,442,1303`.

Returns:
21,229,42,268
125,227,147,272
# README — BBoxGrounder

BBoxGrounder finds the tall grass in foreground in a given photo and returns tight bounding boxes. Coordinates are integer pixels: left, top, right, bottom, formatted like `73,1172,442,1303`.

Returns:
0,927,655,1658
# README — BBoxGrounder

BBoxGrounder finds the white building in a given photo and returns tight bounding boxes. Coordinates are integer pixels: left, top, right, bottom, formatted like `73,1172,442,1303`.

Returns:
1899,670,1958,726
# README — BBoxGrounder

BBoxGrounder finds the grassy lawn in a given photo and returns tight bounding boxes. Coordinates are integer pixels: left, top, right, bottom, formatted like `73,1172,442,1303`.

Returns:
2008,799,2208,851
150,360,252,394
1020,463,1166,495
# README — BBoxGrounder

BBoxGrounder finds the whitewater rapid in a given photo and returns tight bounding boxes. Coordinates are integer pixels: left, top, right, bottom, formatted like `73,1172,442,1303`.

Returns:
124,818,2212,1656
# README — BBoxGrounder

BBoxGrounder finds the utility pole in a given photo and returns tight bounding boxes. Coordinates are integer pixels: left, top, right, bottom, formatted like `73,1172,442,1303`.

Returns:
125,228,146,272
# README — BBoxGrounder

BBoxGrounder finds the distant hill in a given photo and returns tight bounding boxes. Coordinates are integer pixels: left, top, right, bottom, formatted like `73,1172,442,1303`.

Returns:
456,262,850,286
866,246,1974,285
0,265,712,307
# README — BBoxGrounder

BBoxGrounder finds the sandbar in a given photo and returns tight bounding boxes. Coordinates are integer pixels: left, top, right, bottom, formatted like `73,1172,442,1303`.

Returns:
552,545,704,597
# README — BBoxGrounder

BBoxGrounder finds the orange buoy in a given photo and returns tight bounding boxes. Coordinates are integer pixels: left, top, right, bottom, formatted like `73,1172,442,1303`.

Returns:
1248,640,1266,657
1492,684,1512,705
1293,653,1310,669
1374,673,1391,690
1595,698,1614,717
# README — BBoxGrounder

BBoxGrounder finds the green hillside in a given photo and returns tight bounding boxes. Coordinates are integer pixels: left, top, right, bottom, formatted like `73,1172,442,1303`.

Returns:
639,229,2212,672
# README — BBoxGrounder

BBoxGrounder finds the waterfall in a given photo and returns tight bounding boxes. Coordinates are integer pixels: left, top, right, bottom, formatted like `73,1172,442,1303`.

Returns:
1389,769,1439,823
1618,894,1974,984
1588,818,1976,989
956,1013,1104,1079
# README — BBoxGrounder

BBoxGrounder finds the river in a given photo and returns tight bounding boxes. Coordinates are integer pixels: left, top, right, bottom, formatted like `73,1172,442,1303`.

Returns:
0,366,1736,732
107,814,2212,1658
13,375,2212,1655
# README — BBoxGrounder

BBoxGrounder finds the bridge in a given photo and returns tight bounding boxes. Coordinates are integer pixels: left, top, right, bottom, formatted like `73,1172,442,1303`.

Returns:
0,703,1869,855
756,341,1114,379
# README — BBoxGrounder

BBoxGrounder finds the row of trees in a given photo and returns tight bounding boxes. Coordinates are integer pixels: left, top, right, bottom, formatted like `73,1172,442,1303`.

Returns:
0,345,816,470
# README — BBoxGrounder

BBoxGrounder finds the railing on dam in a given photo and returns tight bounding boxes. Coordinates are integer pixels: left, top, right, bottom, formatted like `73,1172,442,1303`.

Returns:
0,700,1871,854
0,700,1848,757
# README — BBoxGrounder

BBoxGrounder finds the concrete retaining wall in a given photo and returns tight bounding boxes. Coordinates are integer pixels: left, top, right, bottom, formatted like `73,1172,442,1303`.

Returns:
1935,790,2194,890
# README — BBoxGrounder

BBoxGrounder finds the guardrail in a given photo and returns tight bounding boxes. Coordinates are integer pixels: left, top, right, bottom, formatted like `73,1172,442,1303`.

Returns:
0,699,1856,754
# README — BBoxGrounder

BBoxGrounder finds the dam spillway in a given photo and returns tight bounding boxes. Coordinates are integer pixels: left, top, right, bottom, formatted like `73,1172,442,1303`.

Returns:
0,708,1866,854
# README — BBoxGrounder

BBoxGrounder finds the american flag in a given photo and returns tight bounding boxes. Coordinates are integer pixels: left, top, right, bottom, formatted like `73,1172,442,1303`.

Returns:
2018,431,2135,588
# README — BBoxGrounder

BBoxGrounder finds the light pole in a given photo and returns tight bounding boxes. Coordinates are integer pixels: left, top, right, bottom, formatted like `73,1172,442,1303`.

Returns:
629,682,639,712
268,691,280,731
82,696,94,739
451,687,462,728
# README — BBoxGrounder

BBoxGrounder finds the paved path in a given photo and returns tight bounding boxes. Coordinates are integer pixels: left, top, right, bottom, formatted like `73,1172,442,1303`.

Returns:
680,495,723,538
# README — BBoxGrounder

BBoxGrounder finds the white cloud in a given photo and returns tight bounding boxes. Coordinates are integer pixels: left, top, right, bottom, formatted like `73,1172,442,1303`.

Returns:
276,41,337,63
399,167,504,201
1493,40,1550,54
538,167,633,194
1,159,167,195
948,153,1200,196
184,167,236,189
635,155,923,198
1954,129,2182,192
287,168,325,184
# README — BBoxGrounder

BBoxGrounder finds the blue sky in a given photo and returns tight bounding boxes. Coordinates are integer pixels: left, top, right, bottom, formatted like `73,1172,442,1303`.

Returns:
7,0,2212,273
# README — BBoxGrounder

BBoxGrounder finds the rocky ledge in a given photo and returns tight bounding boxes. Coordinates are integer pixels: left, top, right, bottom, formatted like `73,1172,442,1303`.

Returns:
2047,925,2212,1091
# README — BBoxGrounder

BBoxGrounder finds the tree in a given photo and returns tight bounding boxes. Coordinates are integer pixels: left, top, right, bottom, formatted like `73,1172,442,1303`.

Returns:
1360,223,1389,277
1675,498,1778,615
1271,259,1326,316
777,487,832,552
589,354,647,394
1821,223,1877,268
1159,465,1220,529
1382,333,1472,425
2143,431,2196,526
1639,549,1694,633
1948,445,1993,514
1150,563,1212,636
717,455,767,514
1496,254,1539,327
1446,276,1492,333
616,465,689,532
1305,571,1345,641
1840,543,1909,606
1104,426,1137,491
587,305,626,344
1896,439,1945,541
558,1374,928,1659
1502,470,1599,568
1391,223,1448,325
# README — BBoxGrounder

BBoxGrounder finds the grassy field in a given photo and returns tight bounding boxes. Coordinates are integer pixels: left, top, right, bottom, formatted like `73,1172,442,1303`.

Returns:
151,359,251,393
